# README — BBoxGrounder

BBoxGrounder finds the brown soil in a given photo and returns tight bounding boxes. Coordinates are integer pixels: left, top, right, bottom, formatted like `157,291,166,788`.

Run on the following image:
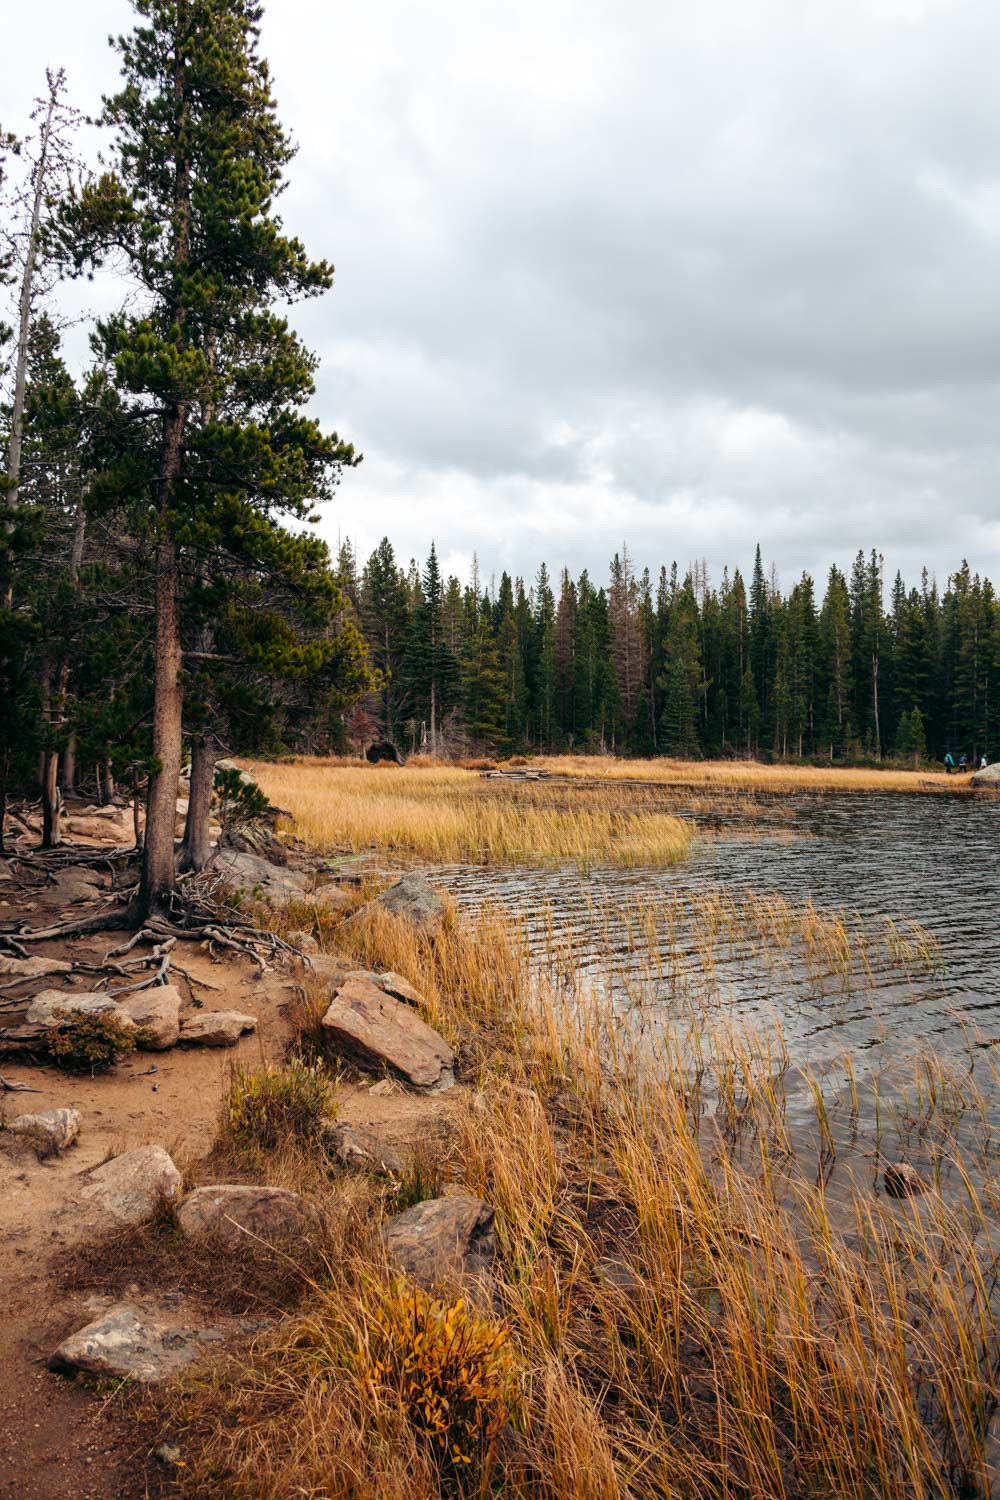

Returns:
0,834,464,1498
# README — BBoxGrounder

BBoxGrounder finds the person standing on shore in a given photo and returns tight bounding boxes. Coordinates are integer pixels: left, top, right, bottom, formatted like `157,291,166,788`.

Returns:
945,752,955,773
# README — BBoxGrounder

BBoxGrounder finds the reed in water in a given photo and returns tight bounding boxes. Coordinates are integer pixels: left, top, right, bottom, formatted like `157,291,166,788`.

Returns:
165,897,1000,1499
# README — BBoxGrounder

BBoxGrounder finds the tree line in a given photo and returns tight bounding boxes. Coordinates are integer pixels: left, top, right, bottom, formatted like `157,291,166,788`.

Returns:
341,537,999,768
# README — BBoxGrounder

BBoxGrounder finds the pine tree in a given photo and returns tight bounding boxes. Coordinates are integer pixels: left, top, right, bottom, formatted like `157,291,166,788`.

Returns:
62,0,362,919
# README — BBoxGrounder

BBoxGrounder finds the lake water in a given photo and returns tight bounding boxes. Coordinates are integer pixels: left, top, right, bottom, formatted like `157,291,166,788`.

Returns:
439,790,1000,1082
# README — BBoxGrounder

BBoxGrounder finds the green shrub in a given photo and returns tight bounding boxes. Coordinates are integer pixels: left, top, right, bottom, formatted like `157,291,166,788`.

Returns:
226,1057,336,1150
48,1011,143,1072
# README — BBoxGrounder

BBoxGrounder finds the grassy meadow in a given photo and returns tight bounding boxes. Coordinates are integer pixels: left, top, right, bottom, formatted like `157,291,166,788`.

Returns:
161,897,1000,1499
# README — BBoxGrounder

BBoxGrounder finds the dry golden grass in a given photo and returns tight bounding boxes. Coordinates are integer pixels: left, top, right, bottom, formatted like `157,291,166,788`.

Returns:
526,752,971,793
250,760,694,868
163,899,1000,1499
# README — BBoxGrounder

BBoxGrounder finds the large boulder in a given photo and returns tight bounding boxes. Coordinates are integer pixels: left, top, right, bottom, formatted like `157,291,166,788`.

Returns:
178,1009,257,1047
25,990,133,1028
321,974,454,1090
384,1195,496,1288
0,954,72,981
79,1145,181,1227
212,847,306,903
7,1106,81,1156
972,762,1000,787
177,1184,320,1249
49,1305,207,1384
120,985,181,1050
372,874,447,934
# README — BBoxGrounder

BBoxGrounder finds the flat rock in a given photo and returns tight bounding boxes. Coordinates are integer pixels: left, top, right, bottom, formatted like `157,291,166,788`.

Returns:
49,1305,207,1383
305,953,352,989
376,971,424,1007
44,878,102,904
324,1120,404,1175
287,930,320,954
25,990,133,1027
321,975,454,1090
79,1145,181,1227
178,1009,257,1047
212,848,308,902
384,1194,496,1288
0,954,72,981
372,873,447,934
176,1184,320,1248
7,1106,81,1155
972,762,1000,786
120,985,181,1050
52,866,105,888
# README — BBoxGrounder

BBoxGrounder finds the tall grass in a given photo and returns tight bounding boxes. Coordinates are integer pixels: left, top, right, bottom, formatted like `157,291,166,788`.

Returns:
250,760,694,868
528,752,970,792
165,898,1000,1498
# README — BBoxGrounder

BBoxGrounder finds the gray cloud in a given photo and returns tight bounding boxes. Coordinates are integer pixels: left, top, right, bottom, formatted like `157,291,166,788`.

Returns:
6,0,1000,594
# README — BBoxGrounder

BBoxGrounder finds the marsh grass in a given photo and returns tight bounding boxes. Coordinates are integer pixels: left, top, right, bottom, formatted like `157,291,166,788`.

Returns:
163,896,1000,1498
526,752,974,793
250,760,694,868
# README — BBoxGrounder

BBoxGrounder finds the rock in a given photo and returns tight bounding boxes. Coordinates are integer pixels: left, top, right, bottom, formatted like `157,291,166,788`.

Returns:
7,1106,81,1155
79,1145,181,1226
384,1195,496,1288
155,1443,185,1469
120,985,181,1050
52,865,104,888
177,1184,320,1248
0,954,72,981
306,954,352,989
883,1161,925,1199
972,762,1000,786
212,847,308,902
287,930,320,954
372,873,447,934
324,1120,404,1175
47,878,102,903
375,971,424,1007
308,883,352,913
178,1009,257,1047
321,975,454,1090
25,990,133,1027
368,1078,398,1097
49,1305,207,1383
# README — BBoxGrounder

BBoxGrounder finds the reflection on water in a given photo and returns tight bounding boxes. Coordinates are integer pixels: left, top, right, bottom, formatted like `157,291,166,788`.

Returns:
439,790,1000,1077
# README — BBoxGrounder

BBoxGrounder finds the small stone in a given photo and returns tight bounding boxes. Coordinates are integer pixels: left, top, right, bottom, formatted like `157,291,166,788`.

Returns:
176,1184,321,1248
324,1120,404,1175
120,985,181,1050
155,1443,184,1469
287,930,320,954
368,1078,397,1097
79,1145,181,1227
7,1107,81,1156
884,1162,925,1199
178,1010,257,1047
595,1257,646,1300
385,1195,496,1289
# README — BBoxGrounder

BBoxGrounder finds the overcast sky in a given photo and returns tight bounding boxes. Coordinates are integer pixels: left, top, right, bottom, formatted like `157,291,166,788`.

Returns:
5,0,1000,595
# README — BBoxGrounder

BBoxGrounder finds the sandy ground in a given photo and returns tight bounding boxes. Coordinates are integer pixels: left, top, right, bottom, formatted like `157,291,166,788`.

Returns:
0,833,463,1498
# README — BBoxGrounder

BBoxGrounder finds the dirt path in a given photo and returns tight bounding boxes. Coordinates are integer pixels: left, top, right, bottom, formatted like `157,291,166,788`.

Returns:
0,862,462,1498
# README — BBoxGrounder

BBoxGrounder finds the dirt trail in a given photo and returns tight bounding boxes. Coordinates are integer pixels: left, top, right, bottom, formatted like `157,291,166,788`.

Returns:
0,855,461,1498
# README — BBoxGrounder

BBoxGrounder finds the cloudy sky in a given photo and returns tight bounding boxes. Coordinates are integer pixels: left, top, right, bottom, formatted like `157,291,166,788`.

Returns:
5,0,1000,594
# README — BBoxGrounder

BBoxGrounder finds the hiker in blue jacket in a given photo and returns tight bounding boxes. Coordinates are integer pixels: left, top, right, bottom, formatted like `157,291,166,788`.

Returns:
945,752,955,773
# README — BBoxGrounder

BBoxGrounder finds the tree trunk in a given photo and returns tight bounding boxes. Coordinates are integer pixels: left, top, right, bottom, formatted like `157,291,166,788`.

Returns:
60,733,77,796
2,80,59,607
178,735,215,872
102,758,116,806
136,534,184,917
40,750,61,848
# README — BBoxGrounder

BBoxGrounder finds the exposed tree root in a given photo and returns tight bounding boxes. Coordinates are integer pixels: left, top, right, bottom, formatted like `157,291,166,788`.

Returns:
0,1073,40,1092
